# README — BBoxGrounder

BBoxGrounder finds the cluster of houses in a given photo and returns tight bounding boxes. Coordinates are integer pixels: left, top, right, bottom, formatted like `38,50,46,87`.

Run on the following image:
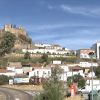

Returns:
0,60,99,82
22,41,100,60
22,43,73,55
1,42,100,82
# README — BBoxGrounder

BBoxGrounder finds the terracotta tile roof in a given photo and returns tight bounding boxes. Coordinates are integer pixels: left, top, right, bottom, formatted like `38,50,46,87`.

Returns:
0,69,14,73
68,66,83,70
33,67,51,69
8,62,22,68
57,49,63,51
50,64,67,65
83,77,91,80
27,49,34,50
80,49,95,50
35,43,61,47
88,62,98,64
15,73,25,76
15,67,23,69
50,63,79,65
45,48,55,50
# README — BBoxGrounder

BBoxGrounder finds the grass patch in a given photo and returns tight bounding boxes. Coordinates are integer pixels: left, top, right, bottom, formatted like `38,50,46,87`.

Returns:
2,85,44,90
64,95,81,100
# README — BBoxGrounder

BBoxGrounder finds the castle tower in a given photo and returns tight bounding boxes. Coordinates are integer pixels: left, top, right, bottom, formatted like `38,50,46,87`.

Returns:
4,24,12,31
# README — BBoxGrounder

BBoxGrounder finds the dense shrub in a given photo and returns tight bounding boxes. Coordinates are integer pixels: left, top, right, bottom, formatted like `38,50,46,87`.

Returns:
0,75,9,85
34,86,63,100
78,79,86,88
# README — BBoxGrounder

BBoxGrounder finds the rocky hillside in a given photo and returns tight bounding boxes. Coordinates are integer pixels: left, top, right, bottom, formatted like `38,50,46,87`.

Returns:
0,24,34,49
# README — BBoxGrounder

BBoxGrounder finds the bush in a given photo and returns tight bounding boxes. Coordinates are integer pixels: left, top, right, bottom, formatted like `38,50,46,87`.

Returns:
24,51,31,59
73,74,83,83
78,79,86,88
0,75,9,85
67,79,71,87
34,85,63,100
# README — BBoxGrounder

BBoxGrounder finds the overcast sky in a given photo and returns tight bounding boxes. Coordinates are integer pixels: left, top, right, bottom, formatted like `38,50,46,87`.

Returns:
0,0,100,50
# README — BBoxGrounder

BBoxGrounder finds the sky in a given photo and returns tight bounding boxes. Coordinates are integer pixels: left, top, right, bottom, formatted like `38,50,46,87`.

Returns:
0,0,100,50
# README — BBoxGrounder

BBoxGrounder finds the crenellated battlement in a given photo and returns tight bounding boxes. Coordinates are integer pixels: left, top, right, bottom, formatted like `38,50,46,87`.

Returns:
2,24,27,36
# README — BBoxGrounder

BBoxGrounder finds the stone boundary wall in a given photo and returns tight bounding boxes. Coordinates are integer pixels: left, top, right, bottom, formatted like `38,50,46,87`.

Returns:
5,54,76,58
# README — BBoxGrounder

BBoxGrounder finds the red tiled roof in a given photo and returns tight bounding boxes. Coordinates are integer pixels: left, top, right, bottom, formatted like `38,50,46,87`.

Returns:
68,67,83,70
0,69,14,73
45,48,55,50
15,73,25,76
83,77,91,80
80,49,95,50
50,63,79,65
34,67,51,69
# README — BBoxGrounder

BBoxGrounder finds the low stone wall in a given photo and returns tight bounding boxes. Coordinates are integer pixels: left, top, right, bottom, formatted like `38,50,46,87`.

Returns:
5,54,76,58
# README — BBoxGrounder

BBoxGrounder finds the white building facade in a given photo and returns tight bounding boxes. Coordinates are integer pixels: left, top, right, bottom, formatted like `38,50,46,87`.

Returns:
34,43,62,50
29,67,51,79
22,48,69,55
91,42,100,59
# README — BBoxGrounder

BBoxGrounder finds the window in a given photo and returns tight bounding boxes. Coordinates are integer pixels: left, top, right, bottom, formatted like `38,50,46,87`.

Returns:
43,71,45,74
80,55,83,58
37,71,39,74
81,87,85,90
48,71,50,74
84,55,87,58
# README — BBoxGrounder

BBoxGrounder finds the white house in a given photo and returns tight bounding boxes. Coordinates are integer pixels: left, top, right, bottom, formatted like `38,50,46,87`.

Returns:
34,43,62,50
48,64,83,81
29,67,51,78
48,63,96,81
67,66,83,77
22,48,69,55
76,61,99,68
0,69,15,76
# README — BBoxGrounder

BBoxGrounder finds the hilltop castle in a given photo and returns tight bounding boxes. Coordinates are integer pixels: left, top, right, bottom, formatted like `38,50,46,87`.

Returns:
0,24,34,49
0,24,26,36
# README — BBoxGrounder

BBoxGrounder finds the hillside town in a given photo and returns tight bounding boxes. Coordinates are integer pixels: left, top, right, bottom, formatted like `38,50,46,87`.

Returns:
0,24,100,100
0,0,100,100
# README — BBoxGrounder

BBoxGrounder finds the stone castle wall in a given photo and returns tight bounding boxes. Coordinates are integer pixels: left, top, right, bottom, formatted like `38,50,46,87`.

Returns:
3,24,26,36
14,39,34,49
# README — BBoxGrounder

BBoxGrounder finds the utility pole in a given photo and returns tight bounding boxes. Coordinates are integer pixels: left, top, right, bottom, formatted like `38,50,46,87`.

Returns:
89,52,94,100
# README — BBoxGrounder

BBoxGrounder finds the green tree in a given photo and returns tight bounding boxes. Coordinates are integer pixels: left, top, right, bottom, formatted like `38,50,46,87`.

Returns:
24,51,31,59
41,54,48,62
13,24,16,28
93,67,100,78
73,74,83,83
67,78,71,87
12,48,22,54
18,34,32,44
35,73,64,100
0,49,4,57
40,54,50,65
51,65,64,83
78,79,86,88
0,32,16,53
